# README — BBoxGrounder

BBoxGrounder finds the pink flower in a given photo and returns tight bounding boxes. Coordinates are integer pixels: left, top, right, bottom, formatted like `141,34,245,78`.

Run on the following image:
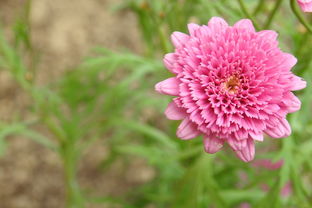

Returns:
254,159,292,198
260,181,292,198
297,0,312,12
252,159,284,170
281,182,292,198
155,17,306,162
239,203,251,208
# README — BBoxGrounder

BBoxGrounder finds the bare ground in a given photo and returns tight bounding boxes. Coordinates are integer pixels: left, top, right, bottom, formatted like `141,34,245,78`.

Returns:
0,0,153,207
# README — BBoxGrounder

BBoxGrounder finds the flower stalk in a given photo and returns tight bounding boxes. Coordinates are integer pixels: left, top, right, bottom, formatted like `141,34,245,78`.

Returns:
253,0,266,15
264,0,284,29
290,0,312,34
61,142,85,208
237,0,261,30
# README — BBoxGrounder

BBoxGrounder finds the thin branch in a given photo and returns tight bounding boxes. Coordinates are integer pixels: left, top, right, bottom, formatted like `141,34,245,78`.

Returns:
264,0,284,29
290,0,312,34
253,0,266,16
237,0,261,30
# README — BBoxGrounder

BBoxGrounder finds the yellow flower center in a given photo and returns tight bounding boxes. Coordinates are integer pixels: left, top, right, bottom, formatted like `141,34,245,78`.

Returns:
223,75,240,94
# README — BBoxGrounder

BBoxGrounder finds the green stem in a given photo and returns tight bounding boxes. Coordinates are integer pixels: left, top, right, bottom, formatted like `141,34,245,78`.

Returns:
294,31,310,57
237,0,261,30
263,0,283,29
253,0,266,15
61,143,85,208
290,0,312,34
151,7,170,55
297,52,312,76
43,117,66,142
158,25,170,54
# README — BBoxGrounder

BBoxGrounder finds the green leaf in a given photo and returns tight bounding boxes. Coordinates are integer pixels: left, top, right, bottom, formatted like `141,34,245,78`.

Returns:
116,119,177,150
0,122,57,151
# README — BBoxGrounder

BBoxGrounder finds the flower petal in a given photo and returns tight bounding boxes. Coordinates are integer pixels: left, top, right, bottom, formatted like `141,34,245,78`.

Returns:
188,23,200,36
228,138,247,151
163,53,181,74
298,0,312,12
265,118,291,138
257,30,278,41
165,101,187,120
281,53,297,70
155,77,180,96
283,93,301,113
289,75,307,91
235,139,255,162
234,19,255,32
171,32,189,48
279,118,292,136
203,136,224,153
177,118,200,140
208,17,228,32
249,131,264,141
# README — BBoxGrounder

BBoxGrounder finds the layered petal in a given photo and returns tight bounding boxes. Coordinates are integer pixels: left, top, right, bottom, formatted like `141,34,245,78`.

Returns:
165,101,187,120
257,30,278,41
155,77,180,96
234,139,255,162
188,23,200,36
208,17,228,32
203,136,224,153
163,53,181,74
234,19,255,32
171,32,189,48
228,138,247,151
280,53,297,70
176,118,200,140
265,118,291,138
249,131,264,141
283,92,301,113
289,75,307,91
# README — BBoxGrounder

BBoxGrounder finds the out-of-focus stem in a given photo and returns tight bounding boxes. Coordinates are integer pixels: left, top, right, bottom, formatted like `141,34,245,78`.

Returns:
158,25,170,54
295,31,310,57
237,0,261,30
253,0,265,15
62,142,85,208
290,0,312,34
264,0,283,29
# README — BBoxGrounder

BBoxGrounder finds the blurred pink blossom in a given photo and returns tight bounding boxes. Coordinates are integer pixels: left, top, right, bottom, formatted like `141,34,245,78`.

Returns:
155,17,306,162
281,181,292,198
252,159,284,170
239,202,251,208
260,183,270,192
297,0,312,12
255,159,292,198
260,181,292,198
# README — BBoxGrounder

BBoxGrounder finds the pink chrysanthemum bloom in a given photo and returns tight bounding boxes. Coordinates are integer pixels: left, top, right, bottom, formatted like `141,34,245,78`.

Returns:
297,0,312,12
155,17,306,162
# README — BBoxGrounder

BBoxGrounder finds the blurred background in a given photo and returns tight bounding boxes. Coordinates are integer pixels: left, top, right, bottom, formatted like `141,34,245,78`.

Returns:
0,0,311,208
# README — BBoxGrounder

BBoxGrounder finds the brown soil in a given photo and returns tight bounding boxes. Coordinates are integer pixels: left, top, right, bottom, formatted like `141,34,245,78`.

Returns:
0,0,152,207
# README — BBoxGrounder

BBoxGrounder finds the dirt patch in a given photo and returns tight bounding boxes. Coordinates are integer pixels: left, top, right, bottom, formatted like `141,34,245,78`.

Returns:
0,0,147,207
30,0,142,82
